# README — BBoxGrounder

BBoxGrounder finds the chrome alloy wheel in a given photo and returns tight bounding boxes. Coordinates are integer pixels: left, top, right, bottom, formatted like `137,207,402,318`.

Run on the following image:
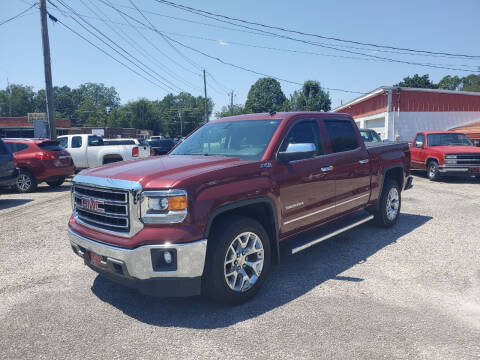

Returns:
17,174,32,192
224,232,264,292
429,164,436,178
386,187,400,221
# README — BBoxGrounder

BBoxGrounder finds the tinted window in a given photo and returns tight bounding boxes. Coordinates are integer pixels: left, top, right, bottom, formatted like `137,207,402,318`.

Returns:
279,120,323,156
88,136,104,146
38,141,63,151
137,139,148,146
324,119,359,153
58,137,68,149
71,136,82,148
414,134,425,147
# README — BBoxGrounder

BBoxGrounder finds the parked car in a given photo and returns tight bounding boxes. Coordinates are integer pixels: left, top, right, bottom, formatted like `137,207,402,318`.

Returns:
359,128,382,143
58,134,141,170
149,138,176,155
410,131,480,181
0,138,19,190
3,138,74,192
103,138,151,158
68,112,412,304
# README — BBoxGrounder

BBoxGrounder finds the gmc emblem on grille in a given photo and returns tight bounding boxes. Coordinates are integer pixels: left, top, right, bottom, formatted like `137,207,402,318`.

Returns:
80,197,105,213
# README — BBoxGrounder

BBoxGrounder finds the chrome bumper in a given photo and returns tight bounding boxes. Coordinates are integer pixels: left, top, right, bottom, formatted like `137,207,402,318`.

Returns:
68,228,207,280
438,166,471,173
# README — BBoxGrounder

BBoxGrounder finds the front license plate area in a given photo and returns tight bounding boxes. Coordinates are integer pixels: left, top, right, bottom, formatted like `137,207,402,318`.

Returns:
89,251,106,268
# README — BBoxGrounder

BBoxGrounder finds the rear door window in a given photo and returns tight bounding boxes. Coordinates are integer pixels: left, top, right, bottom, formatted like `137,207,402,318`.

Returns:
324,119,359,153
71,136,82,148
88,136,104,146
5,142,29,153
38,141,63,151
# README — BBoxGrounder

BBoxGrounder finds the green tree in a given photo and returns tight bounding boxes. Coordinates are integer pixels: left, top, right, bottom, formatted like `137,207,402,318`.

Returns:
460,74,480,92
244,77,287,113
72,83,120,126
0,84,35,116
395,74,438,89
289,80,331,112
215,104,244,118
437,75,462,91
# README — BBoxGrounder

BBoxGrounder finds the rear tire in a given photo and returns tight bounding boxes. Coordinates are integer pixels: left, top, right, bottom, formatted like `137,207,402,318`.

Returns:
427,160,441,181
203,215,271,305
373,180,401,228
16,170,37,193
46,177,65,187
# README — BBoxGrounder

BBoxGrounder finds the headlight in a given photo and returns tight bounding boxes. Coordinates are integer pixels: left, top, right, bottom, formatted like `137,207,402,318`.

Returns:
141,189,187,224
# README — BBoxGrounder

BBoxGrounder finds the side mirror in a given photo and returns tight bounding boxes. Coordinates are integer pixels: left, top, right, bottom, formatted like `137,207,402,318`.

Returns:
415,141,424,148
277,143,316,164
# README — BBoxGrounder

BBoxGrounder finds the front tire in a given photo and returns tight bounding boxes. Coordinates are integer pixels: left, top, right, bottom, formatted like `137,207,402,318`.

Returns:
203,216,271,305
46,177,65,187
427,160,441,181
16,170,37,193
373,180,401,227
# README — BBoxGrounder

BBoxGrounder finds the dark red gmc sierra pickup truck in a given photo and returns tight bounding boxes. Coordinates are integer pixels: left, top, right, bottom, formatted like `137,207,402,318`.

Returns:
68,112,413,304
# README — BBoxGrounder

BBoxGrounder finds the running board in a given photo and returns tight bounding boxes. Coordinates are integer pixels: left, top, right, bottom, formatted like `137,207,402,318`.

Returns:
291,214,374,255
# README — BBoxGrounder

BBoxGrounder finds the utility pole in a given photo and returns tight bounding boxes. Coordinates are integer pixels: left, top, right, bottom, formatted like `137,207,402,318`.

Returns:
7,78,12,117
203,69,208,123
229,90,234,116
40,0,56,140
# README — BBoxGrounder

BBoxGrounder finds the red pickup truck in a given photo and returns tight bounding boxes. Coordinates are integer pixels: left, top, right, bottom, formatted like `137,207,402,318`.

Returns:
410,131,480,181
68,112,413,304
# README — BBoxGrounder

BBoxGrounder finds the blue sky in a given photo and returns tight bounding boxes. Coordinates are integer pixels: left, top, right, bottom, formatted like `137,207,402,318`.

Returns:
1,0,479,115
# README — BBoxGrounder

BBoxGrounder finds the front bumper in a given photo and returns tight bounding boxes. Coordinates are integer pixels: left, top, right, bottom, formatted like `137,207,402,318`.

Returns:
68,228,207,297
438,165,480,176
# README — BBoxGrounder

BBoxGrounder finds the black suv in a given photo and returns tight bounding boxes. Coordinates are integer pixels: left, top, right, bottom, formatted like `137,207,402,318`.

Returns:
0,138,19,189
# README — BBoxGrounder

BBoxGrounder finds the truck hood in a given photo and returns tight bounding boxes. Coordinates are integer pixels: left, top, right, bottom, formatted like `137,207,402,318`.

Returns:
428,146,480,154
79,155,246,188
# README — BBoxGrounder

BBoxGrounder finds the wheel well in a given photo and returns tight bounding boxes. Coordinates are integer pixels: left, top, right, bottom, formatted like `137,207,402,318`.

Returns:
384,166,403,190
207,202,279,264
103,154,123,164
426,157,439,166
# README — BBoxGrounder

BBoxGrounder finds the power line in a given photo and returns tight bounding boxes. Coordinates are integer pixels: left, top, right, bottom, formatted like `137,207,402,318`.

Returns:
100,2,366,95
46,11,173,92
50,0,184,92
154,0,480,60
151,0,480,73
82,0,202,92
0,3,37,26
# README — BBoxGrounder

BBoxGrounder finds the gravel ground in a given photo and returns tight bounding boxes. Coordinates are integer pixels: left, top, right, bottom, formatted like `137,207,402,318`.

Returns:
1,175,479,359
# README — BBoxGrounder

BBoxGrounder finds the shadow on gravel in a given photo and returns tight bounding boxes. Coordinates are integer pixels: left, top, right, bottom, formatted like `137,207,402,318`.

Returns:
0,198,32,210
91,212,432,329
411,170,479,184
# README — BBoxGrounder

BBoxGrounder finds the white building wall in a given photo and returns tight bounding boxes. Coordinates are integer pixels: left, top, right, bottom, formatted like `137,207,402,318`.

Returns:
395,111,480,141
354,112,387,139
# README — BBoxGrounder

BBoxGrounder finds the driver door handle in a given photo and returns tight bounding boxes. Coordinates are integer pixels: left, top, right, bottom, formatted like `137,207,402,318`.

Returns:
359,159,369,164
321,166,334,172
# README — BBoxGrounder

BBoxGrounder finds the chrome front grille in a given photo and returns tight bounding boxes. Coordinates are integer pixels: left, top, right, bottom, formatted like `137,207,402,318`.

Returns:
73,184,130,234
447,153,480,166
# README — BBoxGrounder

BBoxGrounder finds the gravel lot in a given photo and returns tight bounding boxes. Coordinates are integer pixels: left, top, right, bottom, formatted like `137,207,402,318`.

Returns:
1,175,479,359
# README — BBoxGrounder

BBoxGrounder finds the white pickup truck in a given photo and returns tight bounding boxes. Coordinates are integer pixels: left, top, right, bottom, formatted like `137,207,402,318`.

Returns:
58,134,147,170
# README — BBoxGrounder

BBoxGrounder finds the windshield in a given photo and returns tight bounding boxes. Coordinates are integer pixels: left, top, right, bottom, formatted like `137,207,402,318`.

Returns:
427,133,472,147
171,119,281,160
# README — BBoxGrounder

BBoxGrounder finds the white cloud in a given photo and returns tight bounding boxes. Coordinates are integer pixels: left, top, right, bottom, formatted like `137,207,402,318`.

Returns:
217,40,229,46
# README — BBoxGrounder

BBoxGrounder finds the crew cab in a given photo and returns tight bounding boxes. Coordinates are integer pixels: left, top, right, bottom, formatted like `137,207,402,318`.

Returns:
68,112,413,304
4,138,74,192
410,131,480,181
58,134,143,170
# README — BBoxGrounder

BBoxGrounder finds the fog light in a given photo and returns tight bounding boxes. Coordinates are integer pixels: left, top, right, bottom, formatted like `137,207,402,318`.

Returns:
163,251,172,264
